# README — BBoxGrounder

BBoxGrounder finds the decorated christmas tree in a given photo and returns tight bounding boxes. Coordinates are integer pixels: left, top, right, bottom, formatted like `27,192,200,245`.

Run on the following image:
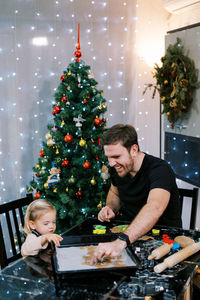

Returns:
28,25,110,231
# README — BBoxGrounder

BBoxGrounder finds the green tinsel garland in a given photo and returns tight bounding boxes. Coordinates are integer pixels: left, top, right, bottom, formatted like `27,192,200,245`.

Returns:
143,38,200,128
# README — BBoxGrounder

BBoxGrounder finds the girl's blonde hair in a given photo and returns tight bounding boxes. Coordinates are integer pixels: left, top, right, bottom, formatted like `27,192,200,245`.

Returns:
23,199,56,235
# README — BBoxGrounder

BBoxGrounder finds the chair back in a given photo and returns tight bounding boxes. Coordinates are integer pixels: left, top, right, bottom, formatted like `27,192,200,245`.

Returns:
0,194,33,269
178,188,199,230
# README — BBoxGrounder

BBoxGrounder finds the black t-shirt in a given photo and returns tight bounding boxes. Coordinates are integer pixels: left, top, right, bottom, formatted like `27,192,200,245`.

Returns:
110,153,182,227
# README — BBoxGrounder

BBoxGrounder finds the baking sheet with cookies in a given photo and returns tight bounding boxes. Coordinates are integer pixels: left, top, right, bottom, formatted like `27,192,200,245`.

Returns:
55,245,136,273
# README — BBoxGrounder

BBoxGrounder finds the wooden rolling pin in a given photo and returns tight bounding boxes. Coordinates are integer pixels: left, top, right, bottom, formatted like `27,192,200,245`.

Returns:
148,243,173,260
154,241,200,273
174,235,195,248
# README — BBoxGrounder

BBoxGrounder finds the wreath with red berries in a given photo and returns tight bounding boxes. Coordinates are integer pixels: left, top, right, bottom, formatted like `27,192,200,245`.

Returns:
143,38,200,128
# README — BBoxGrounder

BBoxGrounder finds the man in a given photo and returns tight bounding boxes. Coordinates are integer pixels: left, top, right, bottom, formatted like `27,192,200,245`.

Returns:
91,124,182,264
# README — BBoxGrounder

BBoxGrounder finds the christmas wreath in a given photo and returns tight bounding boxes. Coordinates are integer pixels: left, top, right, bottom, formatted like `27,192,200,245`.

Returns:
143,38,200,128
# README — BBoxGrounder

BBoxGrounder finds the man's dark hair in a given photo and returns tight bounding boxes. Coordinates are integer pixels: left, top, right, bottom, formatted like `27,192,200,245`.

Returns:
102,124,139,151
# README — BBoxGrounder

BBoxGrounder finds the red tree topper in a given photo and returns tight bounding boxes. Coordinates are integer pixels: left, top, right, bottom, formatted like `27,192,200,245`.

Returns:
74,24,82,62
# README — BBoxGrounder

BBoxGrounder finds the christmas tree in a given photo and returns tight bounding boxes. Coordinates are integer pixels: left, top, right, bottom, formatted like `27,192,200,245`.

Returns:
28,25,111,231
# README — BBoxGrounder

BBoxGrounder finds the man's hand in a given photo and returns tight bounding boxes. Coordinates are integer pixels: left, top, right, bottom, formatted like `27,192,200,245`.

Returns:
98,205,115,222
90,239,127,265
41,233,63,246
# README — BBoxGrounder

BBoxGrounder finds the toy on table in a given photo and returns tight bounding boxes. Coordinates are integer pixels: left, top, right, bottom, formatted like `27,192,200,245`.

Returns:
110,225,128,233
93,225,106,234
154,241,200,273
152,229,160,236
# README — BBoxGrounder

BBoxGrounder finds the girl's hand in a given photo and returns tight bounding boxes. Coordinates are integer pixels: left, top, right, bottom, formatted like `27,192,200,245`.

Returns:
41,233,63,246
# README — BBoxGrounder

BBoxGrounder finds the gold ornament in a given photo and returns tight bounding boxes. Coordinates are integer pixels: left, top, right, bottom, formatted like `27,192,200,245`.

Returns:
161,96,166,102
98,105,103,110
53,188,57,192
67,71,71,76
44,182,49,189
103,103,107,109
47,139,55,146
36,164,40,169
61,120,65,127
164,80,168,85
45,132,52,140
67,86,71,90
90,177,96,185
56,148,59,154
97,201,103,209
66,187,69,192
166,112,170,116
88,72,94,78
79,138,86,147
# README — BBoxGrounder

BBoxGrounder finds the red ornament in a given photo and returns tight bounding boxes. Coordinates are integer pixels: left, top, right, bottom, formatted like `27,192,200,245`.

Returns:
102,118,106,122
53,106,61,114
64,134,73,143
91,139,95,143
62,159,70,167
34,192,41,199
88,94,90,99
39,150,44,157
83,161,91,169
94,117,101,126
35,172,39,177
60,75,66,81
95,155,99,160
76,189,83,198
61,96,67,101
83,99,87,104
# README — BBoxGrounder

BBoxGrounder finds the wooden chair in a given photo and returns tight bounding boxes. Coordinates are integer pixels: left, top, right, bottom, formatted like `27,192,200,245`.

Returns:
178,187,199,230
0,194,33,269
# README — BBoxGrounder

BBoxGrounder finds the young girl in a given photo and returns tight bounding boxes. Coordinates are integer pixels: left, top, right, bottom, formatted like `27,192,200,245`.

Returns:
21,199,63,257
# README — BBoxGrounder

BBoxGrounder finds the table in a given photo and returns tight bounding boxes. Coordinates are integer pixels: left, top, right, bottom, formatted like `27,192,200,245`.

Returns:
0,218,200,299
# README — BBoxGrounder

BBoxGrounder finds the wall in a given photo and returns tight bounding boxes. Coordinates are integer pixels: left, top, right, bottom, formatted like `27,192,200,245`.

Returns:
164,5,200,229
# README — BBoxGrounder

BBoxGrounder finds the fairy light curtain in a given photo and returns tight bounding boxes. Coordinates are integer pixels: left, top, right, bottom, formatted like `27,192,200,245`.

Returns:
0,0,168,204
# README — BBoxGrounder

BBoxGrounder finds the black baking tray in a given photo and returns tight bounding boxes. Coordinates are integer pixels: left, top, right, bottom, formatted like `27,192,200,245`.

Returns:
60,217,129,245
53,245,137,274
51,237,139,296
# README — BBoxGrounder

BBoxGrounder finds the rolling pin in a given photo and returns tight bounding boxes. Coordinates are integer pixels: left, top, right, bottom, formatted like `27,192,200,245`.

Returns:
154,241,200,273
174,235,195,248
148,243,173,260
